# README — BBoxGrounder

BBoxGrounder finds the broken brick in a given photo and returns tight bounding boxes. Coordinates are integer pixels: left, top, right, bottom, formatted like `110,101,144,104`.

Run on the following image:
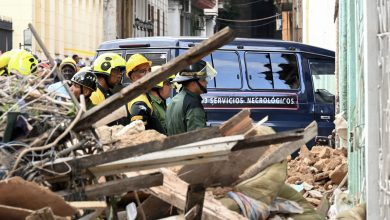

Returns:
318,147,331,159
314,171,330,181
313,159,329,172
330,163,348,184
324,157,342,172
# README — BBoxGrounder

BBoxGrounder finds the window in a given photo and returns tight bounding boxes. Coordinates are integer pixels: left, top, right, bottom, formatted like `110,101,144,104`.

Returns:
310,59,336,96
212,51,242,89
123,52,167,85
246,53,273,89
125,53,167,66
271,54,299,89
246,52,299,90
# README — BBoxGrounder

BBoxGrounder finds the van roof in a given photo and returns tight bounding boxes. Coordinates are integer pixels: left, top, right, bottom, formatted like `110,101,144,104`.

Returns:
97,36,335,57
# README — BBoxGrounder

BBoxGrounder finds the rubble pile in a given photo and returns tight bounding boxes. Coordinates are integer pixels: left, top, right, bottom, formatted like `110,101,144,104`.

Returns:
0,28,346,219
287,145,348,206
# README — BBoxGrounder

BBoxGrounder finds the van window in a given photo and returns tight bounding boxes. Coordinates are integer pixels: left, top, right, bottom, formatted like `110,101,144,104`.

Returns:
271,54,299,90
125,52,167,66
246,52,300,90
212,51,242,89
310,59,336,102
179,49,242,89
246,53,273,89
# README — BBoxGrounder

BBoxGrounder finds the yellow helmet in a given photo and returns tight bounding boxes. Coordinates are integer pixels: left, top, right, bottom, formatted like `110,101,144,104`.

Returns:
152,65,175,89
92,53,126,76
125,53,152,77
59,57,77,71
8,50,38,76
0,49,19,76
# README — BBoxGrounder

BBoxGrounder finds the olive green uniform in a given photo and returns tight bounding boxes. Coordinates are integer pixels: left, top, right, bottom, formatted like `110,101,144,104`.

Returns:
149,93,168,134
166,88,206,135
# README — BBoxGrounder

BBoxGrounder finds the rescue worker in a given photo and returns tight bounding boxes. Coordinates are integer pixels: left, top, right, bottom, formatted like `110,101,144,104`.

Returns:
126,53,151,83
59,57,78,80
7,50,38,76
126,54,168,132
0,49,18,76
166,60,217,135
72,54,80,64
0,49,38,76
148,65,175,134
47,57,78,97
90,53,126,105
69,67,97,110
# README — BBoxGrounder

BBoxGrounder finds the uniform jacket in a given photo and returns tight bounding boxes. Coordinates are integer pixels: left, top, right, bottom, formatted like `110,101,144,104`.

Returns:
166,88,206,135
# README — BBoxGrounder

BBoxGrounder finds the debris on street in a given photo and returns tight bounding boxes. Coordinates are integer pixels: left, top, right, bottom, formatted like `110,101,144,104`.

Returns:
0,25,348,220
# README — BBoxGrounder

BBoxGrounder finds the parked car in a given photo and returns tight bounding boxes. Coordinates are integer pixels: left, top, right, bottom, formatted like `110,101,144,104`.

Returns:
95,37,336,145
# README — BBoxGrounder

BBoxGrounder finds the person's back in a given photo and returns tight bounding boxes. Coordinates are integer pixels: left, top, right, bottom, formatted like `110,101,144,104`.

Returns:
166,60,216,135
166,88,205,135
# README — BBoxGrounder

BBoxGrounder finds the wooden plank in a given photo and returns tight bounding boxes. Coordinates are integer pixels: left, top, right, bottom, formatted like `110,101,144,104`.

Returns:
142,169,246,220
231,128,304,151
63,173,163,199
136,196,172,220
45,126,221,174
44,110,248,174
74,27,236,131
218,109,251,136
184,185,205,220
68,201,107,210
90,128,304,182
85,173,163,198
89,140,238,177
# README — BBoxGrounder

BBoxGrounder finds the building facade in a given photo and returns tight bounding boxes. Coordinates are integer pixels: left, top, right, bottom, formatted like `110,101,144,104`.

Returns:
0,0,103,60
0,0,169,60
168,0,217,37
104,0,168,39
0,16,12,53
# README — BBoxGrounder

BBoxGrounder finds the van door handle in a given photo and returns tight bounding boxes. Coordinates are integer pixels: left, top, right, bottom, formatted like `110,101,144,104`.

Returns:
321,115,331,120
249,75,252,80
236,74,239,79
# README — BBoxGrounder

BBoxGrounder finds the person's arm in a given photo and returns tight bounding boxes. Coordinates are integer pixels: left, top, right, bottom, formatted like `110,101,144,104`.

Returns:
128,101,151,125
185,107,206,132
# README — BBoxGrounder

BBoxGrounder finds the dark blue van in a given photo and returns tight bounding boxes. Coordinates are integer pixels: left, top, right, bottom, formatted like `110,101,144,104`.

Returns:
96,37,336,142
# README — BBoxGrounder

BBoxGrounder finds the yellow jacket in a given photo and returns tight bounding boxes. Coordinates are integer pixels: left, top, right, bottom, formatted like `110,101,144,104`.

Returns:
89,87,106,105
127,94,153,122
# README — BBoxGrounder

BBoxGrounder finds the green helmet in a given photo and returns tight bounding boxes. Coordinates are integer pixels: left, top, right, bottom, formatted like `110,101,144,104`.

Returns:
172,60,217,83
